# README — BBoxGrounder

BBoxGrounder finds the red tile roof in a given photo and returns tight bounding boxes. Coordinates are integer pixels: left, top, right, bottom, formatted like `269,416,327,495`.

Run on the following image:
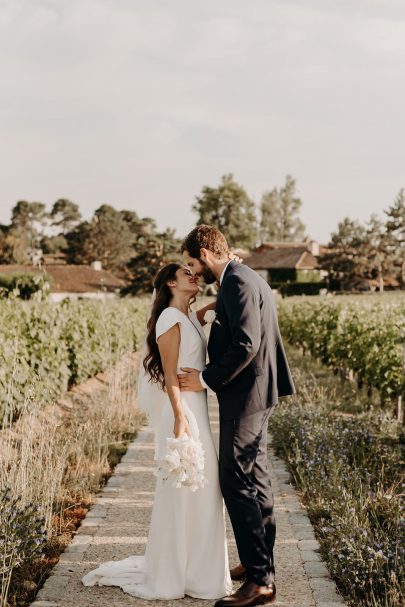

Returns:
0,264,125,293
235,247,318,270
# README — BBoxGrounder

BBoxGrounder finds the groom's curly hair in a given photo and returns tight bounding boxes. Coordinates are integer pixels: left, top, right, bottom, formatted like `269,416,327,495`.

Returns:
181,225,229,259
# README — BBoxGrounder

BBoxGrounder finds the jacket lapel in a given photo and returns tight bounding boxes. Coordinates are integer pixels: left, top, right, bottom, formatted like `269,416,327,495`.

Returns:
215,261,236,308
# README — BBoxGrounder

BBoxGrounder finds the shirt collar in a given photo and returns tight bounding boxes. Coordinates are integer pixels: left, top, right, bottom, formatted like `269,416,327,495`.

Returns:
219,260,232,285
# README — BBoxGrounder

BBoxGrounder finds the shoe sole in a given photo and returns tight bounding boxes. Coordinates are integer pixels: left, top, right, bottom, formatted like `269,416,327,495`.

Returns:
256,591,277,606
216,593,276,607
258,598,276,606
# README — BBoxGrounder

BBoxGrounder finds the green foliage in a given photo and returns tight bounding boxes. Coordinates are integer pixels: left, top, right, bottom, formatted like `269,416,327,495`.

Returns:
271,382,404,607
40,234,68,254
123,228,181,295
320,218,366,290
278,296,405,402
50,199,81,233
0,297,149,424
260,175,306,242
66,204,135,271
277,282,324,296
321,189,405,290
0,272,52,300
385,188,405,285
295,270,322,283
193,174,258,249
268,269,322,285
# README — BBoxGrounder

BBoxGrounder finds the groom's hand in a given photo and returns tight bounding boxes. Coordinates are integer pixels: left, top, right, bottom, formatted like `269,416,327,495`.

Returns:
178,368,205,392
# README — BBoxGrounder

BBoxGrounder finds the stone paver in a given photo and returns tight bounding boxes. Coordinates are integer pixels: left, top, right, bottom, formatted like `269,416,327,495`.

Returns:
31,393,347,607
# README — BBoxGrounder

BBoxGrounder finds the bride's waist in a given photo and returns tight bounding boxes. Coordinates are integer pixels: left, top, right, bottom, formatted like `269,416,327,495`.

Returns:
177,365,204,373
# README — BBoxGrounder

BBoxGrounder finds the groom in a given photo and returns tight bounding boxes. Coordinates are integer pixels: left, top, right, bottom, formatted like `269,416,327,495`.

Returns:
178,225,295,607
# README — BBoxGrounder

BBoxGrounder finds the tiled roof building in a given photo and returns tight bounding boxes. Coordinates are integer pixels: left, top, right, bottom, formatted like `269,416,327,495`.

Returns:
0,261,124,301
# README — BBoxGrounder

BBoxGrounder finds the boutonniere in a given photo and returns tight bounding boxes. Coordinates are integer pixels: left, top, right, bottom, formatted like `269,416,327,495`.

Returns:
203,309,217,324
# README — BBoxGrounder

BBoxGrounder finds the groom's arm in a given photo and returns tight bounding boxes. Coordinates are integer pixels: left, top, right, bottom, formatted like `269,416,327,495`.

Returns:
202,274,261,392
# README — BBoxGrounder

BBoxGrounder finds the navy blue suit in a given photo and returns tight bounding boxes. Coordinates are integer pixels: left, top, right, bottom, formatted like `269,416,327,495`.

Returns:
202,261,295,585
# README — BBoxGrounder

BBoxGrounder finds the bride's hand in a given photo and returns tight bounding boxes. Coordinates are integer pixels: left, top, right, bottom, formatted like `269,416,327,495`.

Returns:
174,415,192,439
228,251,243,264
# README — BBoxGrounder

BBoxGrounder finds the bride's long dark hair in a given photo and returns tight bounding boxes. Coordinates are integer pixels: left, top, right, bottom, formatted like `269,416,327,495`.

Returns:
143,263,182,390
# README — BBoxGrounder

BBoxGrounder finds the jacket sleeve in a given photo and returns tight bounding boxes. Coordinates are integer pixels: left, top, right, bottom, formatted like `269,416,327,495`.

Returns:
202,274,261,392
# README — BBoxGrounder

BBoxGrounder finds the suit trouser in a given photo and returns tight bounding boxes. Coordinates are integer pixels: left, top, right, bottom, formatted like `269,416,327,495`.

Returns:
219,408,275,586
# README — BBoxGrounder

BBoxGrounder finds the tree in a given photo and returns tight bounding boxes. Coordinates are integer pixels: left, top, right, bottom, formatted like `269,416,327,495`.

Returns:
38,199,82,255
260,175,306,242
122,228,181,295
259,188,279,242
40,234,68,254
193,174,258,249
320,215,396,291
320,218,367,290
385,188,405,285
361,215,396,292
0,228,29,264
120,210,158,239
50,199,82,233
10,201,47,234
0,201,47,263
10,201,47,256
66,205,134,272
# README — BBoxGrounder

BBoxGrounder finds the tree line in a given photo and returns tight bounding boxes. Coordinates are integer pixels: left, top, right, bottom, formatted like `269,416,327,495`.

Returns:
321,189,405,290
0,176,403,292
0,175,306,293
0,200,180,293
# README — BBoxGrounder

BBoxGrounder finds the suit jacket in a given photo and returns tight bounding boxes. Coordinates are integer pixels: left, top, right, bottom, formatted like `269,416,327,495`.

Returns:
202,261,295,420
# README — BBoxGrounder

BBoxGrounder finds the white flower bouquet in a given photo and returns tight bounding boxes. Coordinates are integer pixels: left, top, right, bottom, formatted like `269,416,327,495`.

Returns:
156,434,208,492
203,309,216,324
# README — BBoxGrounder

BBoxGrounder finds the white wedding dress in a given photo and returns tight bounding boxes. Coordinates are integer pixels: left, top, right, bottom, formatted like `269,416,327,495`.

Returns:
82,306,232,600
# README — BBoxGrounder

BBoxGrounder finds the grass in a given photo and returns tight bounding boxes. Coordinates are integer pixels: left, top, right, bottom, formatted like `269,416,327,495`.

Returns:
271,345,404,607
0,352,145,607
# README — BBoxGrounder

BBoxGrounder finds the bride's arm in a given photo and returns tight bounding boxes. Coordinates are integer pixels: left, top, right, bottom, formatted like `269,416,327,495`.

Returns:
157,324,192,438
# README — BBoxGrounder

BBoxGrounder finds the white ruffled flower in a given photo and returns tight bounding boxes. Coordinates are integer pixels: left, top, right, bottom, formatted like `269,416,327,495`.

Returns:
164,449,181,471
203,309,217,324
157,435,208,492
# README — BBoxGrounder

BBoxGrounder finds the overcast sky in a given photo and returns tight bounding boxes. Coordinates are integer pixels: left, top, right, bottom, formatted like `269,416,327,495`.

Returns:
1,0,404,243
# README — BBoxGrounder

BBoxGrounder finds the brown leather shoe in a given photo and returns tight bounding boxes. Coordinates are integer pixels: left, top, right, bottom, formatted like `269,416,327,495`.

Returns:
214,580,276,607
230,563,247,581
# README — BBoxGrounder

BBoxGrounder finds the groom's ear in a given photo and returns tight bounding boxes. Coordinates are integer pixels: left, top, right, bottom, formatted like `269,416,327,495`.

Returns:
200,248,208,262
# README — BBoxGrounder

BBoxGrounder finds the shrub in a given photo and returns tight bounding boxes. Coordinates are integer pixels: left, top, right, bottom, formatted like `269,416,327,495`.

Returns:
277,297,405,407
0,297,149,424
278,282,325,296
0,272,52,300
271,395,404,606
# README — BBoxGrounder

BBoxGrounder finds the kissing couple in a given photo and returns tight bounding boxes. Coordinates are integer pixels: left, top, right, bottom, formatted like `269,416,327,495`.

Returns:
82,224,295,606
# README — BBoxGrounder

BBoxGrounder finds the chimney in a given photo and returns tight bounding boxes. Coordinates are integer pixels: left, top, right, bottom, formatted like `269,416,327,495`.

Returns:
91,260,102,271
309,240,320,256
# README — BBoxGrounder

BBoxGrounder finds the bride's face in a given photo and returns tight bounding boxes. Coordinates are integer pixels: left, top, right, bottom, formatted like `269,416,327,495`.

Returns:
168,266,199,296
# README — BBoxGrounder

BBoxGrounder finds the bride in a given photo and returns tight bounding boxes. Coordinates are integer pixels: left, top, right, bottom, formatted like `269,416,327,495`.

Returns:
82,262,233,600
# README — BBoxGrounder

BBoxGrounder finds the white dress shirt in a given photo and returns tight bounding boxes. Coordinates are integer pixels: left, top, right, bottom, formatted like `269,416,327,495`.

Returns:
199,261,232,390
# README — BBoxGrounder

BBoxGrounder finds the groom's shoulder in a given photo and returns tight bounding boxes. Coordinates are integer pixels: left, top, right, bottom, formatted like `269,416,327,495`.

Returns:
222,264,270,299
224,262,263,287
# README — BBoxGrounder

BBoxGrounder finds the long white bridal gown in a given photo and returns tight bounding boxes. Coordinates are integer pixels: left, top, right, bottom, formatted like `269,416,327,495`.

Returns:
82,306,232,600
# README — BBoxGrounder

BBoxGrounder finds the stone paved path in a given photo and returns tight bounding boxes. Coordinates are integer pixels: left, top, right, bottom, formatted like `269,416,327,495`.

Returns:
32,392,347,607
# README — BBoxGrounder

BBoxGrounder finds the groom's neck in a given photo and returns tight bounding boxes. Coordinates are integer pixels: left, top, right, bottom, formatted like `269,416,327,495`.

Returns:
212,258,231,281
